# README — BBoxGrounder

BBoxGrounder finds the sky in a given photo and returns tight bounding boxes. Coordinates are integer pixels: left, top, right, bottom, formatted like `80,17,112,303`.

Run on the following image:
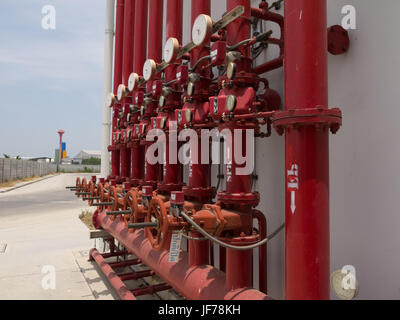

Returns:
0,0,106,158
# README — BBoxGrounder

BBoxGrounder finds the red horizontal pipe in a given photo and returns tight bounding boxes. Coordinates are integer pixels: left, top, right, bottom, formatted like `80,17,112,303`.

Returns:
109,258,141,269
89,248,136,300
131,283,171,297
95,211,269,300
119,270,155,281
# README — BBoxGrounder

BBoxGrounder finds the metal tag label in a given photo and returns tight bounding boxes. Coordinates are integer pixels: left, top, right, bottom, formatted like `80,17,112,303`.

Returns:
168,231,182,263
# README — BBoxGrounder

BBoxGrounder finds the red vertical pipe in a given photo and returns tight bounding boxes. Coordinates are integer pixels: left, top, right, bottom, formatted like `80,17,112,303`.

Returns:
111,0,125,178
226,246,253,291
188,231,209,266
162,0,183,188
122,0,135,86
226,0,251,72
188,0,211,192
130,0,148,183
113,0,125,94
225,128,252,195
147,0,163,64
284,0,330,300
133,0,148,74
143,0,163,185
120,0,135,180
253,210,267,294
224,0,252,196
186,0,211,267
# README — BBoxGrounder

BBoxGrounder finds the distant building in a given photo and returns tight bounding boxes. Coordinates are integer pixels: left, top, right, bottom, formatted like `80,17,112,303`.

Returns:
29,157,53,164
73,150,101,164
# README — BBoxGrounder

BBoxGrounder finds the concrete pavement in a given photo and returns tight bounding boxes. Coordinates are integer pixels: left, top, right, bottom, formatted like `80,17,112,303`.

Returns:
0,174,113,300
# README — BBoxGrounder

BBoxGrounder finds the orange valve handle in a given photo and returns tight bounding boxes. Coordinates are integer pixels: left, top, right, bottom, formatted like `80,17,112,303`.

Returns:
146,197,170,251
124,190,140,231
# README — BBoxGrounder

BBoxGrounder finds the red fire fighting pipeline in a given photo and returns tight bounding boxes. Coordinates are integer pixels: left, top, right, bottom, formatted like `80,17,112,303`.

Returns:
68,0,347,300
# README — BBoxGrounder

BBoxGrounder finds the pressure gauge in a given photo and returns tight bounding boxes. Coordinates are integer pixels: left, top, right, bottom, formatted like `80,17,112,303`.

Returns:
226,95,237,112
187,82,195,97
192,14,213,46
227,62,237,80
185,109,193,123
117,84,127,101
128,73,139,92
163,37,180,63
330,270,359,300
143,59,157,81
107,93,117,107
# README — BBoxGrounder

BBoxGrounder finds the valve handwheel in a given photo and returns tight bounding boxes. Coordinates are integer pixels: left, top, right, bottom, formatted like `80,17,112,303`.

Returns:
98,183,109,211
124,189,139,231
108,187,119,221
88,181,96,206
146,197,170,251
79,178,88,198
75,177,81,197
76,177,81,189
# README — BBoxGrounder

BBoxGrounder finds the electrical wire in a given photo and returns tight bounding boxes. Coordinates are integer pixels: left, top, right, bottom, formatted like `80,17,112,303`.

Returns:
181,233,207,241
180,210,285,251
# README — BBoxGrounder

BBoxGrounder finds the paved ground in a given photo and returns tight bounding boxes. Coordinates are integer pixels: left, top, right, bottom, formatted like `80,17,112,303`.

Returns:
0,174,115,300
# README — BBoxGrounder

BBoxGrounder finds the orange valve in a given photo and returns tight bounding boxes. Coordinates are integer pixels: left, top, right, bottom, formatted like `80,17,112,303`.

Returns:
124,189,140,230
126,186,154,232
83,181,101,205
146,197,170,251
77,178,90,198
66,177,83,191
107,187,125,221
91,184,114,210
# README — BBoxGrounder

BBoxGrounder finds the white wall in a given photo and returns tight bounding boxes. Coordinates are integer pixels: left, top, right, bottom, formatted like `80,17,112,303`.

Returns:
178,0,398,299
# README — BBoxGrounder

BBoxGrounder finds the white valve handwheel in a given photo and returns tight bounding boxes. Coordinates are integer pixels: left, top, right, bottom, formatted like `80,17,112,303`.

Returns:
163,37,180,63
143,59,157,81
192,14,213,46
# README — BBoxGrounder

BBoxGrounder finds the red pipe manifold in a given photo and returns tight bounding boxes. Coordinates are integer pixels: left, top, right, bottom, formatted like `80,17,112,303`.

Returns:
72,0,345,301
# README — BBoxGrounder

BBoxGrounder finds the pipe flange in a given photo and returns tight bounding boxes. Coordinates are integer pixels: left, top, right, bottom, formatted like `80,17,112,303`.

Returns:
272,107,342,135
130,179,142,187
219,234,260,245
218,191,260,207
141,180,158,189
183,186,217,200
157,182,185,193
